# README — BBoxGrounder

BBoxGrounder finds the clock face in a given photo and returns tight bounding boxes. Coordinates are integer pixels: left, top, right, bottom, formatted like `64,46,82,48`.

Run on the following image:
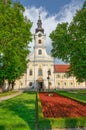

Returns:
38,33,42,37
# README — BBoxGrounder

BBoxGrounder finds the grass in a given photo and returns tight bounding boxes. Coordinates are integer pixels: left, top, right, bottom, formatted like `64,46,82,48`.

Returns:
0,92,36,130
38,92,86,130
55,90,86,104
0,90,18,97
74,89,86,94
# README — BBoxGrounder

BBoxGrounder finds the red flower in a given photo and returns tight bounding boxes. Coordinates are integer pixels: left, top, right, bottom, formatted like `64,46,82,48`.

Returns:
39,92,86,118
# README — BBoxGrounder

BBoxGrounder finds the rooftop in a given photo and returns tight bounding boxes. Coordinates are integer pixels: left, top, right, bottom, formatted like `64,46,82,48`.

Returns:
54,64,70,73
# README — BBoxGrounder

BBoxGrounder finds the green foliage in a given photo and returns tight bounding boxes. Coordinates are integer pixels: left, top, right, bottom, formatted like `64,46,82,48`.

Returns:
50,23,70,61
0,0,32,89
50,1,86,82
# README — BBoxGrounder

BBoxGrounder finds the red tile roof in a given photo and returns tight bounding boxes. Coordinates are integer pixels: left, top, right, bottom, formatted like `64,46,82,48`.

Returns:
54,64,70,73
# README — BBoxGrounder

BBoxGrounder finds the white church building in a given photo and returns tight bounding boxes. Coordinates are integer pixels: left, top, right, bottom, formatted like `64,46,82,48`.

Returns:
15,16,86,90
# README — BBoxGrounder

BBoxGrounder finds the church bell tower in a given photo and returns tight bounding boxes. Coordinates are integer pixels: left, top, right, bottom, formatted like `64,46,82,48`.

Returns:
34,15,46,60
27,14,54,90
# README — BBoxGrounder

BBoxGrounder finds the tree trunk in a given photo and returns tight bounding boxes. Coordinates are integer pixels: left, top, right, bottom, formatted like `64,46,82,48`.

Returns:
0,86,3,93
7,81,11,91
0,81,4,93
11,81,15,90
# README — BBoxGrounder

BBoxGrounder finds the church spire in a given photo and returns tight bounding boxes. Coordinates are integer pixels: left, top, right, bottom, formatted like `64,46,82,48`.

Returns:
35,13,44,33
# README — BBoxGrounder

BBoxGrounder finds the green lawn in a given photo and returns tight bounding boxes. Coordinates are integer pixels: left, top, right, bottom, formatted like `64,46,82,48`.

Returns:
0,92,36,130
56,90,86,104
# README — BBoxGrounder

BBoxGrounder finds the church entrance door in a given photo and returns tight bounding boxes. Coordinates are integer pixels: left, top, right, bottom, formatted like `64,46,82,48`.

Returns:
38,82,43,91
37,78,44,91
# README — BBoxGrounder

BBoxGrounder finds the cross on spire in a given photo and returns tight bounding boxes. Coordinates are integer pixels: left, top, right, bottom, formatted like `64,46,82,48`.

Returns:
39,11,41,20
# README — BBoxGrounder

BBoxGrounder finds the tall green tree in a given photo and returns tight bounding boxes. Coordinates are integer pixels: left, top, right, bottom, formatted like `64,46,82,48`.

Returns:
50,0,86,82
0,0,32,90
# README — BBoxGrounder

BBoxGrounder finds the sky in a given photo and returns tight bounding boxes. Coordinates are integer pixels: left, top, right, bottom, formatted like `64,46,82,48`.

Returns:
19,0,84,63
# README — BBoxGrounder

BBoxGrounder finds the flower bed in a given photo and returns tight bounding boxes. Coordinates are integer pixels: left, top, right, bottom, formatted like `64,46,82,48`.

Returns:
39,92,86,118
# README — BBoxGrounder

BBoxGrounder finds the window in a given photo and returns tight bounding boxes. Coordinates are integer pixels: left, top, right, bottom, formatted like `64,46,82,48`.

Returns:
38,69,42,76
64,74,67,78
58,82,60,86
38,40,41,44
49,82,52,85
70,82,73,85
38,49,42,55
57,74,60,78
38,33,42,37
64,82,66,86
78,82,80,85
29,82,32,86
29,69,32,76
48,69,51,75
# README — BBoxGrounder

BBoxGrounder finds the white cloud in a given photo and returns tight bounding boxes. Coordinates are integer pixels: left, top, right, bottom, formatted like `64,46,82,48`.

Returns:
24,0,83,63
56,0,83,23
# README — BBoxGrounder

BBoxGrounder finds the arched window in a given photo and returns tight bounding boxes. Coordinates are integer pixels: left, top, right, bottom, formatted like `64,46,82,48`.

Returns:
58,82,60,86
48,69,51,75
38,69,42,76
64,82,66,86
29,69,32,76
29,82,32,86
38,39,41,44
70,82,73,85
38,49,42,55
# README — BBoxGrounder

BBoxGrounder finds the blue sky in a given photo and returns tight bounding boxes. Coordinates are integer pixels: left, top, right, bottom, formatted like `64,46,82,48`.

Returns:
20,0,84,15
19,0,72,14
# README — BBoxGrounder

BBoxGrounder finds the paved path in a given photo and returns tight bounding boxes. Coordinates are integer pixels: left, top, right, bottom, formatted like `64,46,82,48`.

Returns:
0,91,23,102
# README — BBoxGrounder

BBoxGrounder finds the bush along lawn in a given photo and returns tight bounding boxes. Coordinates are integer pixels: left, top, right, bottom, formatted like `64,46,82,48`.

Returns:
0,92,36,130
56,90,86,104
38,92,86,130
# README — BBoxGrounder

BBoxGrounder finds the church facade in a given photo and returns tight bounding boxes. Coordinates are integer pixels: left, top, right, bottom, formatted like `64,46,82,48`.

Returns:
15,17,86,90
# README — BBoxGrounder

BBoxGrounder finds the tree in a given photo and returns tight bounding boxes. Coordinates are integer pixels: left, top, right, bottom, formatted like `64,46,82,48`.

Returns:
50,1,86,82
0,0,32,91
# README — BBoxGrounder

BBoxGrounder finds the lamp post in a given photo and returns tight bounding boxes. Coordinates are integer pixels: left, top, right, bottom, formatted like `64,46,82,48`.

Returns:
47,70,50,91
0,53,3,67
0,53,4,93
